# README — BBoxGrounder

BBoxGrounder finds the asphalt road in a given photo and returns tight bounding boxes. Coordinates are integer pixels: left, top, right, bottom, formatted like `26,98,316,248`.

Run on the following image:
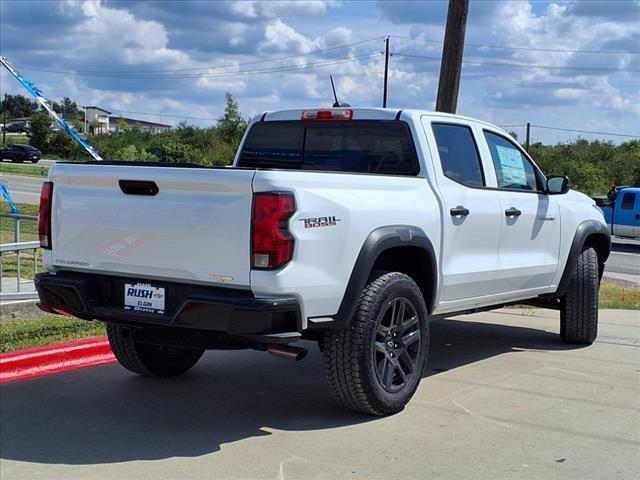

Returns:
0,174,43,204
1,308,638,480
0,158,57,167
607,239,640,277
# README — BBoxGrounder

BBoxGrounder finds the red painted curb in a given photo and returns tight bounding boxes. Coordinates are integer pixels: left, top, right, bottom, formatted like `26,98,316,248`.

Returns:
0,337,115,383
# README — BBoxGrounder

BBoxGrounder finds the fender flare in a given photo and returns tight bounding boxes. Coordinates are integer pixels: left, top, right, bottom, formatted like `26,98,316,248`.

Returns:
311,225,437,329
554,220,611,298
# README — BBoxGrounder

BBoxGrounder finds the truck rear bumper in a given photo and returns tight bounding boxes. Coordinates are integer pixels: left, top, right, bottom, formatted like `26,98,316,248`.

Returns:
35,272,302,342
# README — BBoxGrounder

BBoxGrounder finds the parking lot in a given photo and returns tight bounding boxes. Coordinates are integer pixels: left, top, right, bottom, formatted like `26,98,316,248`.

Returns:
1,308,638,480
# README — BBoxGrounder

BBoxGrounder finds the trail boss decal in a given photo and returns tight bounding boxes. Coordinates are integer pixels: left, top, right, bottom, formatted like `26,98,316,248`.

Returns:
299,216,341,229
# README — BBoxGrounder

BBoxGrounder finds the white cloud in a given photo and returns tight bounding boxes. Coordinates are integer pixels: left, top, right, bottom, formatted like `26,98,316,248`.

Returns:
259,18,319,53
1,0,637,144
72,1,189,66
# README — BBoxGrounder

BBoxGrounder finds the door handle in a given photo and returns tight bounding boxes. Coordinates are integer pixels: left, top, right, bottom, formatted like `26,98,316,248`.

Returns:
450,206,470,217
505,207,522,217
119,180,159,196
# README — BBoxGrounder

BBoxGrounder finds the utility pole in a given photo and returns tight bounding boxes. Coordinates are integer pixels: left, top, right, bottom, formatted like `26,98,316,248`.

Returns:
525,122,531,151
435,0,469,114
383,36,390,108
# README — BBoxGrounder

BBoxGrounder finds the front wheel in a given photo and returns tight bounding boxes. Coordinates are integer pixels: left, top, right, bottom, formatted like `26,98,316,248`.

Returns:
560,247,600,344
323,271,430,416
107,323,204,377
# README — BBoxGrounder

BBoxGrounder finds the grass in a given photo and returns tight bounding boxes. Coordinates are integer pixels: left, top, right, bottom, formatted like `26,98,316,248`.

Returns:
1,202,40,280
0,315,106,353
0,162,49,178
0,134,28,147
1,201,38,242
599,282,640,310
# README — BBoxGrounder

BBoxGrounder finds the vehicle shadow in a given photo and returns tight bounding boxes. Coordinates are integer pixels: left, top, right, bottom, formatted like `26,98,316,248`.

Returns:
0,315,581,465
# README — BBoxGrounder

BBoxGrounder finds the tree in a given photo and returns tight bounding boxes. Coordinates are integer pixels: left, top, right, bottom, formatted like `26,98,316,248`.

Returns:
51,101,63,114
117,117,127,132
29,112,52,150
0,94,39,119
61,97,80,115
217,92,247,146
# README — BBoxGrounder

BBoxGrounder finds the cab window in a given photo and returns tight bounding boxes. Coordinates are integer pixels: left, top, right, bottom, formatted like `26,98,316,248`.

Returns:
431,123,485,187
484,131,542,191
621,192,636,210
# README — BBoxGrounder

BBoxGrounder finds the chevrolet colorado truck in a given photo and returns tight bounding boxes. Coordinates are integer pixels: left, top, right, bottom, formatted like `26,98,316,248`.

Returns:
35,107,610,415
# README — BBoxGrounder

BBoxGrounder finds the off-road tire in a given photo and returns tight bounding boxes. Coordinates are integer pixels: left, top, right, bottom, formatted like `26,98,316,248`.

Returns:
560,247,599,344
107,323,204,377
323,271,429,416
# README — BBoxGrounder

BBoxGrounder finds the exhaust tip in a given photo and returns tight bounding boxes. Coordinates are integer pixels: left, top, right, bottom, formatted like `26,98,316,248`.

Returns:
267,345,308,361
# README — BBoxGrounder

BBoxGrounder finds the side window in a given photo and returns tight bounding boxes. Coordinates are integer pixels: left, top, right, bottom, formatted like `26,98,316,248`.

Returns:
621,192,636,210
484,131,541,191
431,123,485,187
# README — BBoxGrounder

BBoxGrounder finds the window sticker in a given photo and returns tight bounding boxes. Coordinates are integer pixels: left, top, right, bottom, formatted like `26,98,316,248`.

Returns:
495,145,526,186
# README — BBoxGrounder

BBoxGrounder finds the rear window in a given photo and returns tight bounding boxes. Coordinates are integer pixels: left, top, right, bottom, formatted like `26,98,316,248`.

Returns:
238,121,419,175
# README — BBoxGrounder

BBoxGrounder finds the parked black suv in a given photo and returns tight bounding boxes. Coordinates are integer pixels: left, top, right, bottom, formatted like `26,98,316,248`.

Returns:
0,144,42,163
4,123,31,134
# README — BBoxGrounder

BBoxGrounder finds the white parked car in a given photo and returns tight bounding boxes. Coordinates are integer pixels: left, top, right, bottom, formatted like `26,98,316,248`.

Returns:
35,107,610,415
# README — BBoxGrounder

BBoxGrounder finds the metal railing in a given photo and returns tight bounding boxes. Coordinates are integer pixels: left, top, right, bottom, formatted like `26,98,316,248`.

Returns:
1,212,40,301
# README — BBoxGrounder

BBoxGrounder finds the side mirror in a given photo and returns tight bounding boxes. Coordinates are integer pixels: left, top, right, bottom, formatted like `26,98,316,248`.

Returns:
546,175,570,195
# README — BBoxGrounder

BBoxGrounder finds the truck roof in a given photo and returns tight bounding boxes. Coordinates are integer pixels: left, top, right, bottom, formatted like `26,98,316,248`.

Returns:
260,107,507,133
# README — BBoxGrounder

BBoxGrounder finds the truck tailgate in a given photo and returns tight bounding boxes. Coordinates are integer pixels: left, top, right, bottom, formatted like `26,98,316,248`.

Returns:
47,164,255,287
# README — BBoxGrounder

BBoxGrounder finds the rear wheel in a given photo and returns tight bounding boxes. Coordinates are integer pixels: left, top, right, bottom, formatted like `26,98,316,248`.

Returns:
107,323,204,377
560,247,599,344
323,271,429,416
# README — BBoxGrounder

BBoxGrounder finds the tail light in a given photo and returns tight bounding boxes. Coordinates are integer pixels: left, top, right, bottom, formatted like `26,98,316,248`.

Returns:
301,108,353,121
38,181,53,249
252,192,295,269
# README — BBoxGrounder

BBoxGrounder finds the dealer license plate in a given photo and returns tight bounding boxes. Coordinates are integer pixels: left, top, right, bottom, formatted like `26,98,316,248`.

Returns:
124,283,165,314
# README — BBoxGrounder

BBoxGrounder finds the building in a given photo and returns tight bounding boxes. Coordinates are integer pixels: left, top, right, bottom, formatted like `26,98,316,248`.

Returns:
84,106,110,134
7,106,172,135
108,116,171,134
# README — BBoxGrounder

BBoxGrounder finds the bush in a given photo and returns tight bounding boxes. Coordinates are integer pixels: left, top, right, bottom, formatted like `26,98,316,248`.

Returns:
28,112,52,151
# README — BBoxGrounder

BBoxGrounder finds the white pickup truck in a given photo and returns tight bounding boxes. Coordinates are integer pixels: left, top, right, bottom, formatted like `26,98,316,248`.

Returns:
35,107,610,415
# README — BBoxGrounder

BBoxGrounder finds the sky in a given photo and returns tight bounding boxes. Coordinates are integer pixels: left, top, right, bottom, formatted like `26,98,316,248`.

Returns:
0,0,638,144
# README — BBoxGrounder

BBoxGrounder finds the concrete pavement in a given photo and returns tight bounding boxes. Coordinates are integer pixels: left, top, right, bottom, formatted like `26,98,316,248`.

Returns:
1,308,638,480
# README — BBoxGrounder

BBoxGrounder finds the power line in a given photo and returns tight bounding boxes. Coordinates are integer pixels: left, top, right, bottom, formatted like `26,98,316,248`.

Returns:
530,124,640,138
392,52,640,72
15,54,380,79
108,108,216,122
390,34,640,55
14,37,386,75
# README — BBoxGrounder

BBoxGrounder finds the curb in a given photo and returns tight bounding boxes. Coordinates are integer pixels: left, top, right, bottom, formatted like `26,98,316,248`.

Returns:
0,337,115,383
603,274,639,288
